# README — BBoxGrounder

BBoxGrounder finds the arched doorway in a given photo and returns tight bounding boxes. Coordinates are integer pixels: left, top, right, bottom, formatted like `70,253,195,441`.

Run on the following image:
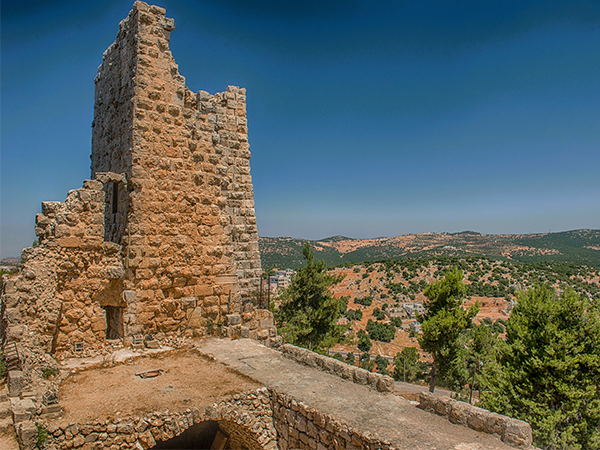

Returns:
150,420,266,450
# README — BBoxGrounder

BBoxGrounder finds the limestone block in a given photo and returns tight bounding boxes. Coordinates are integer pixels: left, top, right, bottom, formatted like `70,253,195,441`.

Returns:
433,396,454,417
353,368,369,385
466,406,490,432
3,294,19,307
226,314,241,326
259,317,273,329
144,339,160,349
418,392,436,412
240,326,250,339
448,400,470,425
257,329,269,340
7,370,24,397
185,308,202,329
2,278,16,294
180,297,197,309
11,398,36,422
503,418,533,448
16,420,38,450
83,179,103,191
72,434,85,447
42,201,63,217
486,412,507,436
375,375,394,392
0,401,10,419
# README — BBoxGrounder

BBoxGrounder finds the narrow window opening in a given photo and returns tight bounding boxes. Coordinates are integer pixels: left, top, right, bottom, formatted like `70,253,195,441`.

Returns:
105,306,124,340
112,182,119,215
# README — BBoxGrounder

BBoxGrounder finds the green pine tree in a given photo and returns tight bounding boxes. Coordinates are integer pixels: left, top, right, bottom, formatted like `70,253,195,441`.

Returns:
276,243,348,351
482,285,600,449
393,347,422,382
418,267,479,392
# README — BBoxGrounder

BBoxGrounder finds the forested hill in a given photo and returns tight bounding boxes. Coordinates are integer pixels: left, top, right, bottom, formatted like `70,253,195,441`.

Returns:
259,229,600,269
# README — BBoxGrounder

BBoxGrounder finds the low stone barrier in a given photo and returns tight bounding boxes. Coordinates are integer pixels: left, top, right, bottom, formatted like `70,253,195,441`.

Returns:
271,390,394,450
418,392,533,449
280,344,395,392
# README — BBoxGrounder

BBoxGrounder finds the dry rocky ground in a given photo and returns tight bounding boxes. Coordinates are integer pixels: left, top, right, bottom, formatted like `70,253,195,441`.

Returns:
54,348,260,425
323,259,599,367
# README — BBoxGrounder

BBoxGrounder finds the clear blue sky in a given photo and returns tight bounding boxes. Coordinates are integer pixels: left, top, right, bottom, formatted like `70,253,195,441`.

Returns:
2,0,599,257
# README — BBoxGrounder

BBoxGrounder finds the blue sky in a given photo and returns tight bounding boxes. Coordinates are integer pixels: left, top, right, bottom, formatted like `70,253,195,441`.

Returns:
1,0,599,257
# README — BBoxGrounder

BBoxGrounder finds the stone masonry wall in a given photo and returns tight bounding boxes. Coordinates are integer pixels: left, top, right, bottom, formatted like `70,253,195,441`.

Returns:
271,390,395,450
89,2,263,341
1,176,125,364
280,344,395,393
28,387,399,450
418,392,533,449
24,388,277,450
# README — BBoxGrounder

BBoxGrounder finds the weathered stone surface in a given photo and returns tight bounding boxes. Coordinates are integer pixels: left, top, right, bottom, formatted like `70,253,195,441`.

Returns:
11,398,36,423
7,370,23,397
503,419,533,448
418,392,533,449
16,420,38,450
281,344,394,392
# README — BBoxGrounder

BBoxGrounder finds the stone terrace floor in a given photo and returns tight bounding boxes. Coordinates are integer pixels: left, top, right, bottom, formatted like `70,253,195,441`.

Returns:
197,338,516,450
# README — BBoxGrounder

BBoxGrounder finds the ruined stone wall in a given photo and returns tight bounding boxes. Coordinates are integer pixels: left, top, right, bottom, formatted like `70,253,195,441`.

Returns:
32,386,398,450
36,388,277,450
271,390,395,450
88,1,263,339
1,176,128,365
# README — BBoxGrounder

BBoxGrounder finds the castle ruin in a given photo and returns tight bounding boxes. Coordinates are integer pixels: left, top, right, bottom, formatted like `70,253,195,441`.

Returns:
0,4,535,450
2,1,276,361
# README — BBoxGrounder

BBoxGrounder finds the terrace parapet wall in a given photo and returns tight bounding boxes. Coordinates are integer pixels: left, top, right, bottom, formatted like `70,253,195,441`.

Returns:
418,392,534,449
280,344,395,393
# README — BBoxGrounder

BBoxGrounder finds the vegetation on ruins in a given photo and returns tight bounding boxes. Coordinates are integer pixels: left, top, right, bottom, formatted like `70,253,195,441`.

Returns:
482,285,600,450
35,422,49,449
0,350,6,380
276,243,348,351
418,268,479,392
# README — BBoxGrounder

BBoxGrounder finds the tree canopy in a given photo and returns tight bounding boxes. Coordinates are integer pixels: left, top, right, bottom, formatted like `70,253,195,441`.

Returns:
276,243,348,351
482,285,600,449
394,347,423,382
418,267,479,392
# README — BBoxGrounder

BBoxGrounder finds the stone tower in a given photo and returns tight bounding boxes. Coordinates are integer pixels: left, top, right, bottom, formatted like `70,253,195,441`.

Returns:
88,1,263,339
1,2,274,358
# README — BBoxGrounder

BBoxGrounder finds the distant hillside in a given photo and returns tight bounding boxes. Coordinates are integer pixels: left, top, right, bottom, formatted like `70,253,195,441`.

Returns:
259,229,600,269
